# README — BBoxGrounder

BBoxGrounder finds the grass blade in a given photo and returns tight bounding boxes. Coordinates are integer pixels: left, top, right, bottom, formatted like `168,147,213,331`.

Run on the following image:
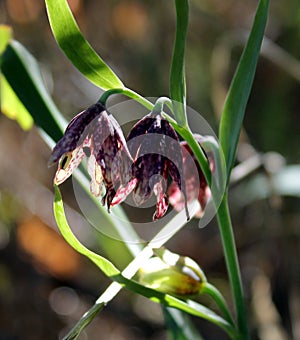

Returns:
45,0,123,90
219,0,270,180
1,40,65,141
0,25,12,55
170,0,189,126
0,74,33,130
54,185,237,339
1,35,206,340
163,308,204,340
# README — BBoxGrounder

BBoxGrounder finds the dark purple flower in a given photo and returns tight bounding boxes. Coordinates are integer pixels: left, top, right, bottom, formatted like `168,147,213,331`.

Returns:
49,102,136,211
126,111,189,221
168,135,211,218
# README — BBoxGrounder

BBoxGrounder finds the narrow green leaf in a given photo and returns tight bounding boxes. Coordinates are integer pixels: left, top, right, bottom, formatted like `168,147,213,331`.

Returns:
45,0,123,90
164,308,204,340
1,39,142,258
0,25,12,55
1,40,65,141
1,35,203,340
0,75,34,130
219,0,269,180
170,0,189,127
63,303,105,340
200,283,235,327
54,185,237,339
54,185,121,278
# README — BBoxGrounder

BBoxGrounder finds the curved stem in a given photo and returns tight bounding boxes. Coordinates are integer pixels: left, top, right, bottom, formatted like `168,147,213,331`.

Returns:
216,193,249,339
153,96,173,115
98,87,154,110
200,282,235,328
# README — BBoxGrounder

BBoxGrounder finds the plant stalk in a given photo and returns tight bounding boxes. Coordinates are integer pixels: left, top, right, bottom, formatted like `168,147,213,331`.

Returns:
216,193,249,339
170,0,189,127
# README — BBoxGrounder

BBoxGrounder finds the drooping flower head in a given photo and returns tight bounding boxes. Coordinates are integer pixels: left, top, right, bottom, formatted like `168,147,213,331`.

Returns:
48,102,136,211
127,110,189,220
168,134,212,218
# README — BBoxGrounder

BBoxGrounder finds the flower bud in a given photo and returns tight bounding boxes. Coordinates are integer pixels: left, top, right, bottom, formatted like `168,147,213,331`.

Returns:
138,248,206,296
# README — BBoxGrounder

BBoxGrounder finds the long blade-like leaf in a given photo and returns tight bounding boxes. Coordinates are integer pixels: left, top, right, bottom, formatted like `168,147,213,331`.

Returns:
1,40,65,141
219,0,269,180
170,0,189,127
164,308,204,340
1,38,144,263
0,74,33,130
1,36,204,340
54,185,237,339
45,0,123,90
0,25,12,55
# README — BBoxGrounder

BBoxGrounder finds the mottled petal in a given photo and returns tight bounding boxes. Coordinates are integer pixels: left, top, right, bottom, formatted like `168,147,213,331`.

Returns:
101,186,116,212
87,154,103,197
132,154,165,205
127,110,190,220
48,102,104,166
168,160,189,220
153,181,169,220
54,147,85,185
168,182,185,211
89,111,135,210
168,137,211,218
111,178,138,206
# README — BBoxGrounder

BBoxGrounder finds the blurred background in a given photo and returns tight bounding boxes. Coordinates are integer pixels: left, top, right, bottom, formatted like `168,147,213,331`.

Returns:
0,0,300,339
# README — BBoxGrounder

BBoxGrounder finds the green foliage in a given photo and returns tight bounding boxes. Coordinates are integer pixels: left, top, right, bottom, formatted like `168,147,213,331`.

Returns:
1,0,271,338
0,75,33,130
219,0,270,180
0,26,33,130
0,25,11,55
1,41,65,141
170,0,189,127
54,185,237,339
45,0,124,90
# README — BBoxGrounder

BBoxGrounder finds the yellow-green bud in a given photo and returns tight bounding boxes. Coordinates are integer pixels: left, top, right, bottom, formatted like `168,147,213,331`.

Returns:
138,248,206,297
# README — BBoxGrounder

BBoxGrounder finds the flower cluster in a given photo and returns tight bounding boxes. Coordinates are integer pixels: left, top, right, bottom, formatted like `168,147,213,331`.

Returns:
49,102,210,221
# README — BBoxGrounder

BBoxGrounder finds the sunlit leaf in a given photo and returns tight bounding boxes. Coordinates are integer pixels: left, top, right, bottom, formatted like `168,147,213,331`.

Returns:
170,0,189,126
0,75,33,130
1,38,141,266
63,303,105,340
53,185,120,277
1,40,65,141
0,25,12,55
45,0,123,90
54,185,237,339
219,0,269,181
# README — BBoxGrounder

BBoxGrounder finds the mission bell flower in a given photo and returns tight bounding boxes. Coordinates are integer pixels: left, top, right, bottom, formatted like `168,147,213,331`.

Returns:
168,134,212,218
48,102,136,211
126,110,189,220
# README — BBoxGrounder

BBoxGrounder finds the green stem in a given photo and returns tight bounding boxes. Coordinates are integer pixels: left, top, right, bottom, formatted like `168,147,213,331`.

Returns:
98,87,154,110
216,193,249,339
63,303,104,340
170,0,189,127
153,96,173,115
200,282,235,328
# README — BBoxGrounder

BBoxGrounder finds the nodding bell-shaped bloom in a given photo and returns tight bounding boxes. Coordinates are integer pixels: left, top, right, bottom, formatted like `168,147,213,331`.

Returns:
168,134,211,218
127,110,189,221
48,102,136,211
